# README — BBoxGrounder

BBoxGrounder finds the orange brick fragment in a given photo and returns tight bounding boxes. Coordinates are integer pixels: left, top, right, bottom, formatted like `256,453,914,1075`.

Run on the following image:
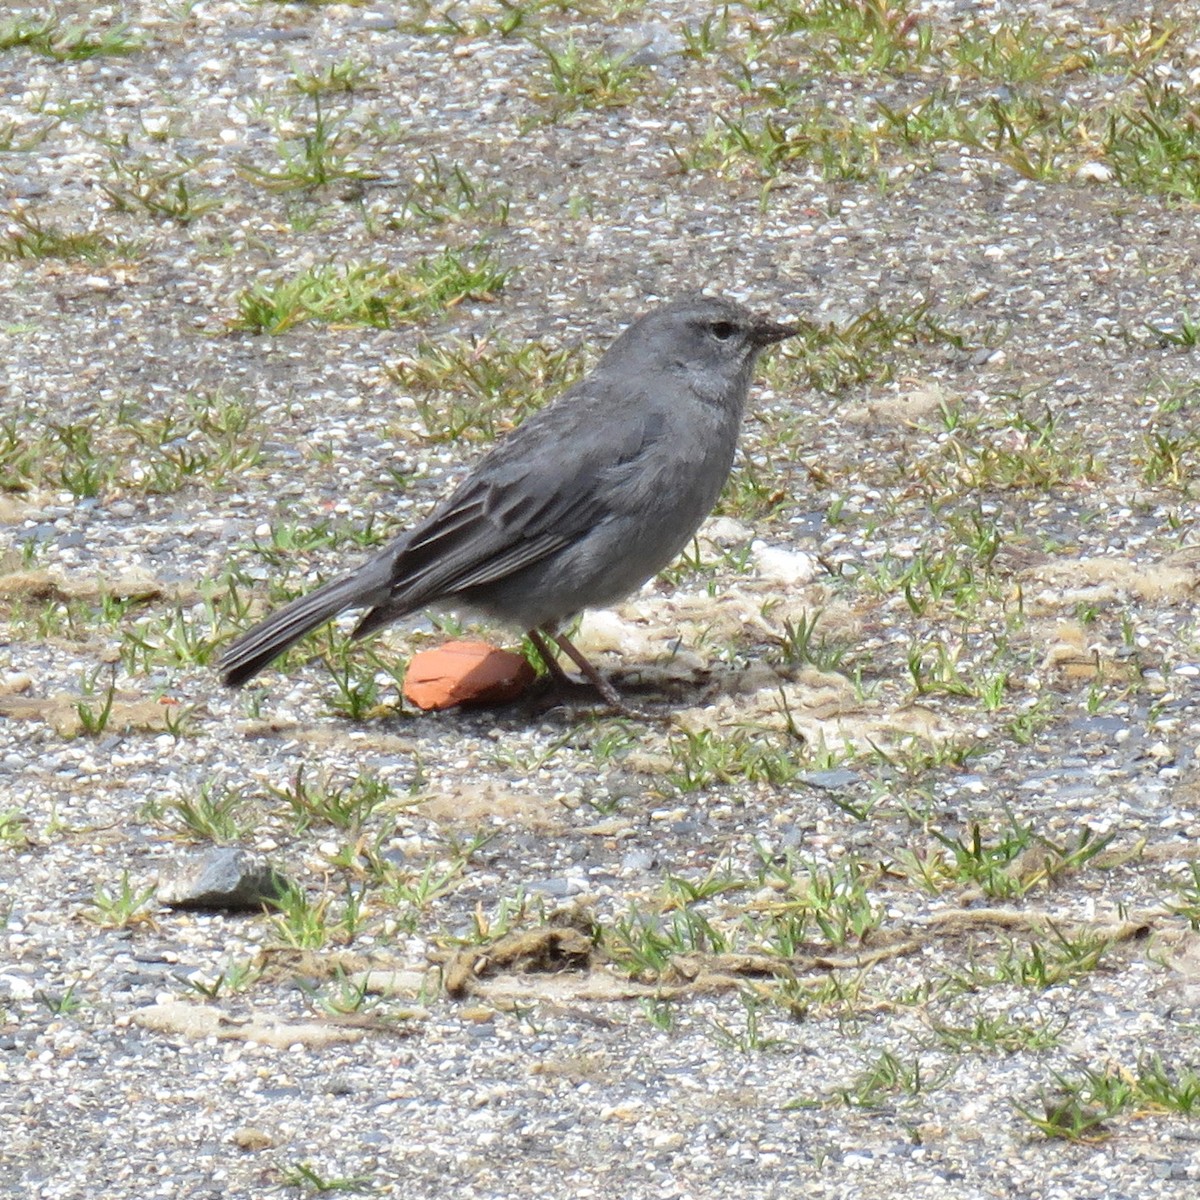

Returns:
403,640,536,711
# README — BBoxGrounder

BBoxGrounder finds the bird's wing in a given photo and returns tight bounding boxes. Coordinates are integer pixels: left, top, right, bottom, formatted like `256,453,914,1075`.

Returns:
382,380,666,607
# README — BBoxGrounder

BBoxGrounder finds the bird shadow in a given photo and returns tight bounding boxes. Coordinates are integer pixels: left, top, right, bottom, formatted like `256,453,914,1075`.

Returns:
497,661,746,724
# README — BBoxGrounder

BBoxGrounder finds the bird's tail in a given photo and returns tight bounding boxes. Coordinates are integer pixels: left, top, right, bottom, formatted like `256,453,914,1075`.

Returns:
219,571,376,688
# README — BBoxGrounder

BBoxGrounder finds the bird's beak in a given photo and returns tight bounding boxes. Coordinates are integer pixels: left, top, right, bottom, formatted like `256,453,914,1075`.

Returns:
751,318,800,346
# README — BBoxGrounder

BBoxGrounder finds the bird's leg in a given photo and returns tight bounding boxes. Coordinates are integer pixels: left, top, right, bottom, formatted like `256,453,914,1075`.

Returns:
527,625,628,711
545,625,629,710
526,628,577,691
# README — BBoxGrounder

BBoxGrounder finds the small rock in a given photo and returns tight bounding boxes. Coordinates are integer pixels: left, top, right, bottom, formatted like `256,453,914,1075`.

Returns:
621,848,657,871
798,768,862,790
232,1126,275,1151
158,847,291,911
701,516,752,545
526,877,586,898
460,1006,495,1024
0,673,31,695
751,540,819,585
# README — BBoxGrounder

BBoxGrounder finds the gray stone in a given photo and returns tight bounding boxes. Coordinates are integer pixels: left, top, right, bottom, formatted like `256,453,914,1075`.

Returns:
798,768,862,790
158,848,291,912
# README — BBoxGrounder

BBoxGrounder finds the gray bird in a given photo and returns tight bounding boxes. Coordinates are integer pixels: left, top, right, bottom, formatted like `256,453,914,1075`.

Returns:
218,294,797,706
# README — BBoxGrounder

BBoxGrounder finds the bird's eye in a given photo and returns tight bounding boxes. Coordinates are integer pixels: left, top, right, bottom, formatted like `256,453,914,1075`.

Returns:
709,320,737,341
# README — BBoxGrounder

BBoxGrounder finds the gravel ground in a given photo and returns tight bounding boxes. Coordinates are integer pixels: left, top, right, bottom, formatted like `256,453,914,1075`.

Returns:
3,1,1200,1197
